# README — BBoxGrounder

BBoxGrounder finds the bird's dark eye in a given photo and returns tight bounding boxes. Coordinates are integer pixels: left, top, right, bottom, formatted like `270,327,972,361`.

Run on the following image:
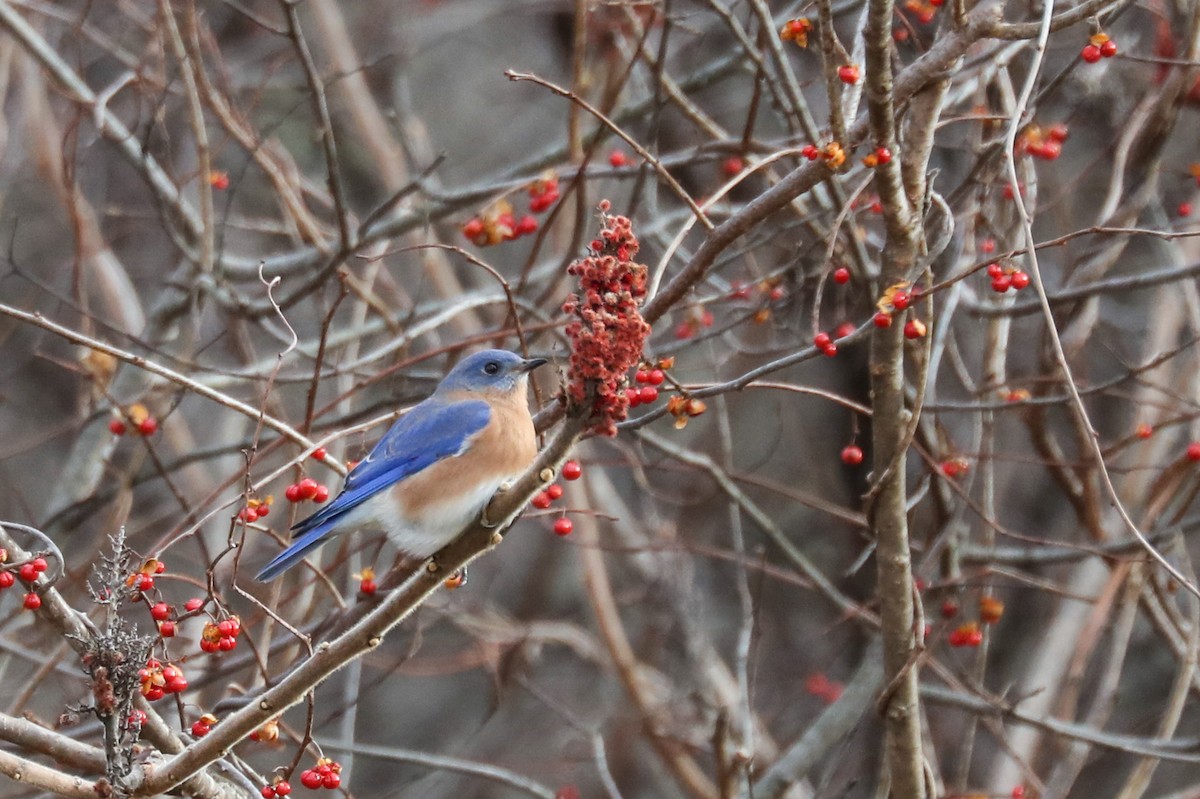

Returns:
483,361,501,375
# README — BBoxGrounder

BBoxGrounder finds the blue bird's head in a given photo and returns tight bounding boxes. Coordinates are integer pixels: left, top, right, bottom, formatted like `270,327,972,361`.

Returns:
436,350,547,396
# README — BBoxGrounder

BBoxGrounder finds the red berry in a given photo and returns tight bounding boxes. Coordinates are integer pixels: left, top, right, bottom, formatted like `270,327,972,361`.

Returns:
1047,123,1069,143
184,598,204,612
217,619,237,637
532,492,553,510
261,787,276,799
801,144,819,160
1099,39,1117,57
635,369,650,384
904,319,926,339
722,156,744,176
18,563,37,582
992,274,1012,293
200,639,219,653
980,238,996,253
873,311,893,328
1081,43,1101,63
255,505,270,519
461,218,484,240
274,782,292,797
546,484,563,500
151,602,171,621
108,418,127,436
1187,442,1200,462
841,445,864,465
23,592,40,610
832,267,850,284
813,332,832,350
159,621,176,638
297,478,318,499
0,572,13,589
218,636,237,652
1010,271,1030,290
625,387,642,407
300,771,322,790
138,417,158,436
1179,202,1192,218
822,343,838,357
311,447,327,461
609,150,630,167
137,574,155,592
562,460,582,481
359,578,377,596
638,386,658,404
986,263,1004,279
191,721,211,737
837,64,860,84
874,146,892,165
322,773,341,790
941,600,958,618
835,322,855,339
515,215,539,236
312,485,329,503
285,484,302,503
1012,787,1026,799
892,291,911,311
553,517,573,536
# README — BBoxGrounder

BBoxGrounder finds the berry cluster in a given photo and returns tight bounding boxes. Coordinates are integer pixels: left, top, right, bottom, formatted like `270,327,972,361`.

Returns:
200,615,242,653
357,568,377,595
299,759,342,790
127,558,166,595
1018,123,1068,161
531,482,564,509
804,672,844,704
940,457,970,478
527,174,561,213
945,595,1004,647
874,284,927,339
150,601,177,637
562,205,652,436
861,146,893,168
284,478,329,504
108,403,158,436
986,262,1031,293
666,395,707,429
1081,32,1117,63
778,17,811,47
191,713,218,738
237,496,273,523
812,331,840,358
139,659,187,701
461,200,539,247
261,781,292,798
626,361,668,408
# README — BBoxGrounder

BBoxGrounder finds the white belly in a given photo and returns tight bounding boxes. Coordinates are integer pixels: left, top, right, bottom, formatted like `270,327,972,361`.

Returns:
340,473,519,557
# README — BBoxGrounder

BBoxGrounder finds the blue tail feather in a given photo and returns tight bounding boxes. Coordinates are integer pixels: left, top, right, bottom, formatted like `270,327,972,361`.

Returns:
255,521,337,581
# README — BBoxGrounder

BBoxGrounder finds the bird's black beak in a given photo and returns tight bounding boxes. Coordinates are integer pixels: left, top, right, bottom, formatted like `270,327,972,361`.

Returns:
519,357,548,372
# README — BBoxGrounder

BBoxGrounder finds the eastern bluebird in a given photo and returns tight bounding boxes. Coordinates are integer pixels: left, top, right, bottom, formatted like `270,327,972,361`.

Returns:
256,350,546,581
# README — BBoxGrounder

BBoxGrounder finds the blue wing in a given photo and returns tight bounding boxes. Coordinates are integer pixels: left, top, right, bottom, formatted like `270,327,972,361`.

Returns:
255,398,492,581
